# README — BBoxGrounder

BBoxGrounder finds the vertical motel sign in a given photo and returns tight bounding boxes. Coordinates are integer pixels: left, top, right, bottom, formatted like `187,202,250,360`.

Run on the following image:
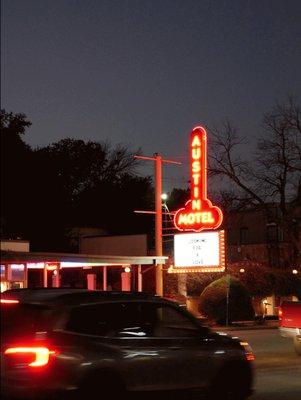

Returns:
171,126,225,273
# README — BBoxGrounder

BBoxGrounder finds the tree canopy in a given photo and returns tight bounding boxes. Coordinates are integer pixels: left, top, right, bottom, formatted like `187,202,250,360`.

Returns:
1,110,153,251
199,276,255,324
1,109,33,237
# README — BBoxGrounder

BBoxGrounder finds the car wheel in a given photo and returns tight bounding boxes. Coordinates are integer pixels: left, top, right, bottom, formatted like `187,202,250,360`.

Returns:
208,363,252,400
209,385,250,400
75,371,125,399
294,337,301,356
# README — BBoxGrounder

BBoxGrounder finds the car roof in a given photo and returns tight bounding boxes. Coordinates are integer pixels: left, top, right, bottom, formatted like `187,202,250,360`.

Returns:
1,288,165,307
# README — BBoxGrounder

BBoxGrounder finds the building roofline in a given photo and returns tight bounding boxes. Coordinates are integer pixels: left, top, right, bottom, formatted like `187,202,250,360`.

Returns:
81,233,147,239
0,250,168,266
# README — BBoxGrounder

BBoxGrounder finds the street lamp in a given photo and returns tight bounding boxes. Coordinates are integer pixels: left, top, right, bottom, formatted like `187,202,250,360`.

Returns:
161,193,169,258
292,269,298,275
161,193,168,202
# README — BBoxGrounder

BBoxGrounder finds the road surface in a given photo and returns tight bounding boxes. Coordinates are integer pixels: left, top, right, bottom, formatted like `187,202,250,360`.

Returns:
221,328,301,400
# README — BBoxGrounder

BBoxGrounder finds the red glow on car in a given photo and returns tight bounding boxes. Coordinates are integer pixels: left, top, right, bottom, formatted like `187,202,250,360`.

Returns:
174,126,223,232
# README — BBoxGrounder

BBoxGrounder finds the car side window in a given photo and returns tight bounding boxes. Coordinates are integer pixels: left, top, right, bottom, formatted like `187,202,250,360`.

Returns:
66,302,200,338
149,304,200,338
66,304,112,336
66,302,154,337
115,303,200,338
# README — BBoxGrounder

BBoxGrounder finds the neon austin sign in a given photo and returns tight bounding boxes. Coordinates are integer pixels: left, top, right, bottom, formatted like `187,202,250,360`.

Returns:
174,126,223,232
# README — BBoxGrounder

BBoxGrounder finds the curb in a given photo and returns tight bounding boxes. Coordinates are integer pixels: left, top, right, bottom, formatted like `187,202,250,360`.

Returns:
211,325,278,332
209,322,279,331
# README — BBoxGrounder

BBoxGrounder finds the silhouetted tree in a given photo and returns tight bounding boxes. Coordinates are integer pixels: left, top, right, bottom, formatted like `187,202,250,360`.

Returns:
0,110,32,237
29,138,153,250
1,111,154,251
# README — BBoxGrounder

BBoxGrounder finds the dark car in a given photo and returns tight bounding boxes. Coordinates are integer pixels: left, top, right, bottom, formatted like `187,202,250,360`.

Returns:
1,288,254,399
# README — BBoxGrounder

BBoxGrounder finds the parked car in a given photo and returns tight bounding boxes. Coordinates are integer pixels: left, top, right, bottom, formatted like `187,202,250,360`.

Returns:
279,300,301,355
1,288,254,399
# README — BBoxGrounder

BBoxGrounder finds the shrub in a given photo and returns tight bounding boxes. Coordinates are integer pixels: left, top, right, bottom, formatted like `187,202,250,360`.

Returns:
199,275,254,324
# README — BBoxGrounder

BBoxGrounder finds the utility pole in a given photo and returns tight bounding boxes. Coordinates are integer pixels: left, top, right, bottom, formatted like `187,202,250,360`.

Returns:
134,154,181,296
155,154,163,296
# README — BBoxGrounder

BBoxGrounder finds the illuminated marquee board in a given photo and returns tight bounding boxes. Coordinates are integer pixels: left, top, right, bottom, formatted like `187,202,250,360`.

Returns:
169,231,225,273
174,126,223,232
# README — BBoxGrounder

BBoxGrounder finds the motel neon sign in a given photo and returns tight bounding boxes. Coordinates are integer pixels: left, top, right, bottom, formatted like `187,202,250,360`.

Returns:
174,126,223,232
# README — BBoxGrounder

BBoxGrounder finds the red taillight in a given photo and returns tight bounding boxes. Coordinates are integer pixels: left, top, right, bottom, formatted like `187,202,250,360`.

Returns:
4,346,56,367
1,299,19,304
246,353,255,361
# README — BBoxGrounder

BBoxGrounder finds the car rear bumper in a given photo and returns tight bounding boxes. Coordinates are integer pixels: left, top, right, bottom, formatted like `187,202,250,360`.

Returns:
1,384,76,400
1,373,78,400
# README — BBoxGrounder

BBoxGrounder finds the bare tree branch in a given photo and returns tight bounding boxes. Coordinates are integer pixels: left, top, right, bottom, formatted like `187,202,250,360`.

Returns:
207,97,301,268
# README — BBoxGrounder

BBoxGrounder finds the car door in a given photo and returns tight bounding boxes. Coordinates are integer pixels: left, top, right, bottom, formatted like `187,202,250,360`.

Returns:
144,302,218,391
61,301,175,391
105,301,178,391
109,301,217,391
61,301,217,392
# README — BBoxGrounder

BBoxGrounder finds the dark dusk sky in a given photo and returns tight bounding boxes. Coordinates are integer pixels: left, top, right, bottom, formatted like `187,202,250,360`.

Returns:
1,0,301,191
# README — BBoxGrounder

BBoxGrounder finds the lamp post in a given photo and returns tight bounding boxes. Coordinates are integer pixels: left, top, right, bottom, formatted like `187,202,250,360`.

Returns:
161,193,168,251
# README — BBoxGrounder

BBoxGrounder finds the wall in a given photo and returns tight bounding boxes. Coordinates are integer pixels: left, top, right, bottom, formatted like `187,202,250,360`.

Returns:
0,240,30,252
80,234,148,256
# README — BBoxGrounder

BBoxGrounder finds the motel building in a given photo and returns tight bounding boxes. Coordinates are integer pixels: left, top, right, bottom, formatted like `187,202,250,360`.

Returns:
0,238,167,293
